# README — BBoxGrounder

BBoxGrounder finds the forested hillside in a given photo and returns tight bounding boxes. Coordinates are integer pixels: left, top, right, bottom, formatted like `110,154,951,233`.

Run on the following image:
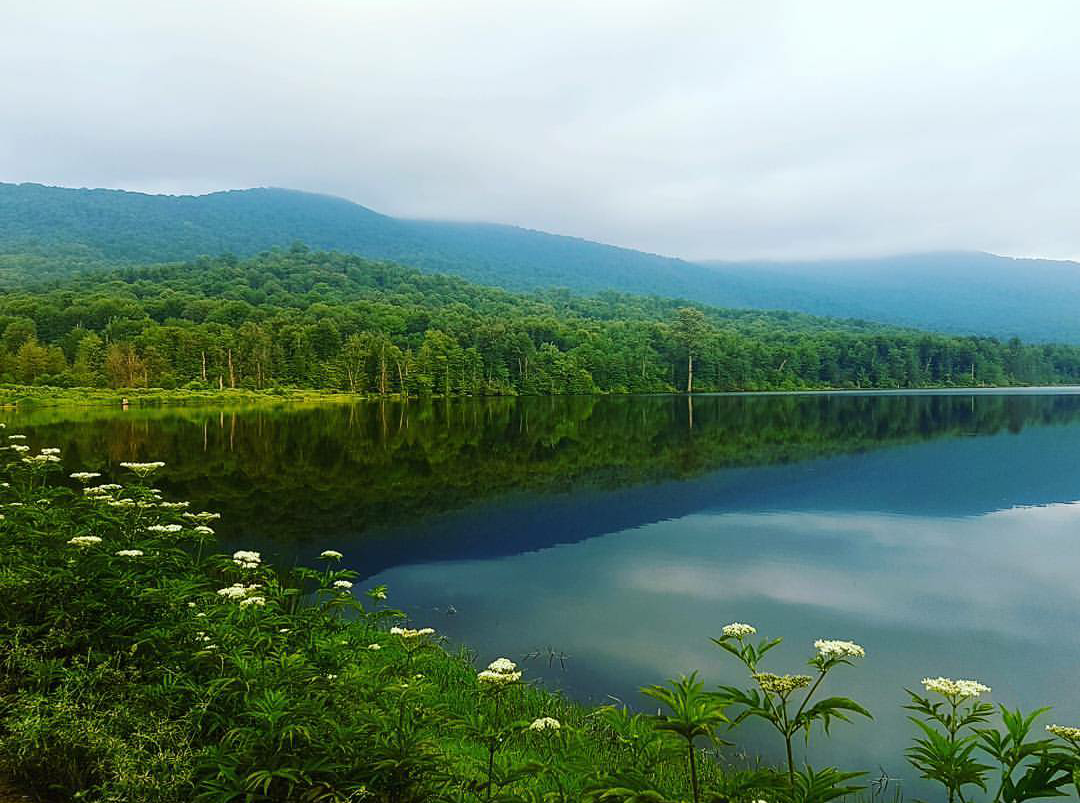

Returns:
3,245,1079,394
5,182,1080,343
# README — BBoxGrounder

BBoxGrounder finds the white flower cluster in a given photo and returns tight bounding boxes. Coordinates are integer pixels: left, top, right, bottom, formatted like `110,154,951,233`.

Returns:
922,677,992,699
40,448,60,455
232,550,261,569
23,453,60,466
217,583,263,600
529,717,561,732
115,549,144,557
7,434,26,440
368,643,381,651
477,657,523,686
70,472,102,483
239,596,266,608
119,461,165,477
159,501,190,510
68,535,103,548
815,639,866,660
722,622,757,639
753,672,814,696
193,525,215,535
320,549,343,560
184,511,220,524
107,498,136,509
147,524,183,534
6,445,29,453
1046,724,1080,741
332,580,353,590
389,626,436,639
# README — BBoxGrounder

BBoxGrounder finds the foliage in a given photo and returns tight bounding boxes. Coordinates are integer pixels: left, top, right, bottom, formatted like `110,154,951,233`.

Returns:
0,247,1078,395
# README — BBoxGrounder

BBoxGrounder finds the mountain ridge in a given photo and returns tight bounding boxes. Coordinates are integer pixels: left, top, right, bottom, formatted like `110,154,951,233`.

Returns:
3,181,1079,342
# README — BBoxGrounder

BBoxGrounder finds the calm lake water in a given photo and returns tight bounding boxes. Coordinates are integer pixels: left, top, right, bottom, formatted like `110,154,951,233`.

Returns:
9,390,1080,794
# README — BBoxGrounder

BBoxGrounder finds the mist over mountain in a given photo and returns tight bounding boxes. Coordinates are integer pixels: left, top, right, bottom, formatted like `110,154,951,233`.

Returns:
3,181,1079,342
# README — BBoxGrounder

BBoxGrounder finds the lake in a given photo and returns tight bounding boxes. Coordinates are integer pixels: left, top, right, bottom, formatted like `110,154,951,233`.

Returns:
9,390,1080,796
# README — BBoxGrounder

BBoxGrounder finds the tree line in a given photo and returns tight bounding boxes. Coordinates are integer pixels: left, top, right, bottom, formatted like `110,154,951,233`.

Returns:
2,245,1080,394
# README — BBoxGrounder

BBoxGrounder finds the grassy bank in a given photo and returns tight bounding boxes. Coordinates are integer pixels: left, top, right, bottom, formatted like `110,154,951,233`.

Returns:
3,438,1080,802
0,384,369,410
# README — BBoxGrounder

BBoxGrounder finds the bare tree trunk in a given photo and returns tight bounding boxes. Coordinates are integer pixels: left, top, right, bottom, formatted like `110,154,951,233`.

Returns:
687,353,694,394
201,351,207,382
227,349,236,388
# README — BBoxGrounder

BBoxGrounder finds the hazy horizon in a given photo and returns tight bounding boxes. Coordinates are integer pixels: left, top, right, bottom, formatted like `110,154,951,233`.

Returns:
4,2,1080,262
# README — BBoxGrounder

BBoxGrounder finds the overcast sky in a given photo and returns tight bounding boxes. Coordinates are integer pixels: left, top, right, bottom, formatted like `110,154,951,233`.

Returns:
3,1,1079,260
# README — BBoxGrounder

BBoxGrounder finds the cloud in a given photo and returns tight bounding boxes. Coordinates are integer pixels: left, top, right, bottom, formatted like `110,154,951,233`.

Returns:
2,1,1079,260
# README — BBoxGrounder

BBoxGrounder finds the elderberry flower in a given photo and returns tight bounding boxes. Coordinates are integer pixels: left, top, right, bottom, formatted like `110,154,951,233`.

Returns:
333,580,353,590
216,583,262,600
23,454,60,466
184,511,220,524
1046,725,1080,742
921,677,991,699
239,596,266,608
478,657,523,685
119,461,165,477
7,435,25,440
722,622,757,639
115,549,144,557
232,550,261,569
389,626,436,639
9,444,29,453
529,717,561,731
192,525,214,535
753,672,814,696
107,498,136,508
368,643,381,650
70,472,101,483
319,549,343,560
40,448,60,455
814,639,865,659
147,524,182,534
159,501,189,510
68,535,103,548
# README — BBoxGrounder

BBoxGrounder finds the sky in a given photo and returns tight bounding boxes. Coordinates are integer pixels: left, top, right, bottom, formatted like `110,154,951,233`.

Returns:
2,1,1079,261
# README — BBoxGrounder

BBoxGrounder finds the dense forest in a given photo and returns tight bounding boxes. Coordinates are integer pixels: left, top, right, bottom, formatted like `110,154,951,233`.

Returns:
6,182,1080,342
3,245,1080,394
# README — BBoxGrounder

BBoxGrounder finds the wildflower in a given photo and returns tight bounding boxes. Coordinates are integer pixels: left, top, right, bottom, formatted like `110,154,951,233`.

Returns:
319,549,343,560
7,434,26,440
239,596,266,608
9,444,29,453
389,626,436,639
147,524,182,534
119,461,165,477
40,448,60,455
107,498,136,508
70,472,101,483
921,677,992,699
159,501,189,510
722,622,757,639
115,549,144,557
478,657,523,686
68,535,103,548
753,672,814,696
333,580,353,590
368,643,381,650
1046,725,1080,742
23,454,60,466
325,674,338,680
814,639,866,660
529,717,561,732
478,668,523,685
487,657,517,674
232,550,261,569
216,583,262,600
184,511,220,523
278,628,290,633
192,525,214,535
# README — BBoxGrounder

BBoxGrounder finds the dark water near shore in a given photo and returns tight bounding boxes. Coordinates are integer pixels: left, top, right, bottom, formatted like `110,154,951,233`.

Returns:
9,390,1080,796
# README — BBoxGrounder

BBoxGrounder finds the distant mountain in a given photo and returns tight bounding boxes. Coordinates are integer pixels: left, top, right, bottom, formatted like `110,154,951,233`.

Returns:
2,181,1079,342
697,252,1080,344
